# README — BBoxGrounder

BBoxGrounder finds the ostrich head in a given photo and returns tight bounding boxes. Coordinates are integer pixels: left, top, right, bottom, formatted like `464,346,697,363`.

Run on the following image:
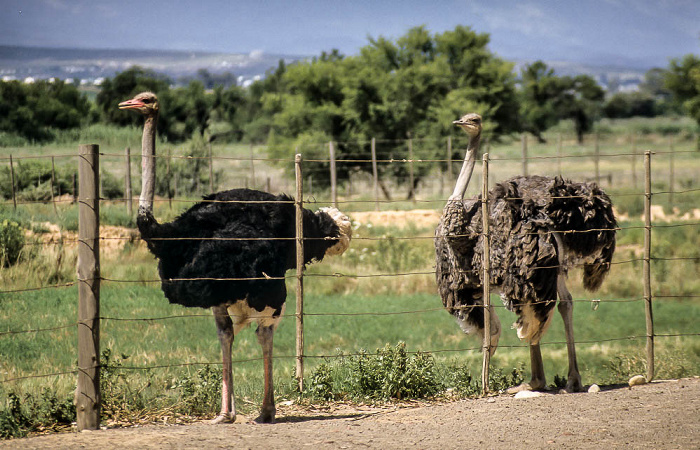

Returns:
448,112,483,201
118,91,159,116
318,207,352,256
453,113,482,138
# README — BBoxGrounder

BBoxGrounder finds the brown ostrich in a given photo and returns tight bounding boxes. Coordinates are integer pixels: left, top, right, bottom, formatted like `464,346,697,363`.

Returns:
119,92,352,423
434,113,616,392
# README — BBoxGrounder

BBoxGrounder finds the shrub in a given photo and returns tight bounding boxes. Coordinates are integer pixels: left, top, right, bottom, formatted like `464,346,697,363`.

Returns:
172,365,222,416
0,393,30,439
0,219,24,267
0,389,75,440
306,342,442,401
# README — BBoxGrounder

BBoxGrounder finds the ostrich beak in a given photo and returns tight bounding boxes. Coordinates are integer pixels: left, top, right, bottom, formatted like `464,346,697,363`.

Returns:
118,98,145,110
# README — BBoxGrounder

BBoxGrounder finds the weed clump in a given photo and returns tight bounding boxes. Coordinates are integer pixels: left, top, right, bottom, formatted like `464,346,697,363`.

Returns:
0,220,24,267
306,342,441,401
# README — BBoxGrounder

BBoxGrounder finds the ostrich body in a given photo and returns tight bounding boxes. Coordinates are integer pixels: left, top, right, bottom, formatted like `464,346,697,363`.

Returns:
435,113,616,392
119,92,351,423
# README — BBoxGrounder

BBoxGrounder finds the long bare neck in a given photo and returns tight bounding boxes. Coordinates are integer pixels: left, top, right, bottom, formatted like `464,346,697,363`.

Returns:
139,114,157,215
450,133,481,200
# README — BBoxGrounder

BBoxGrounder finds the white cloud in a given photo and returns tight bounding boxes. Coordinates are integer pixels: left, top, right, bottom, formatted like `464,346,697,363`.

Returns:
472,2,569,40
249,49,265,60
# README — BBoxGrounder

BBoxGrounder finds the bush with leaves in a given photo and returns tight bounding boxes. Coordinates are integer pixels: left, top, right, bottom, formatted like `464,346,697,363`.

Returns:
0,220,24,267
306,342,442,401
0,160,77,202
0,389,75,440
0,79,91,142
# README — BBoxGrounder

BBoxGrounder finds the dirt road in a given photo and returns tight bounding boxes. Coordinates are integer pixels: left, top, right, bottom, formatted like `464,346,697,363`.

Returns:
5,377,698,449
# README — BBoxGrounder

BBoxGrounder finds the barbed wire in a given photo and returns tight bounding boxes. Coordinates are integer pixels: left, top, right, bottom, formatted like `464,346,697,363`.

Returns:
0,323,76,336
2,143,698,393
6,331,698,384
0,154,77,161
0,282,75,294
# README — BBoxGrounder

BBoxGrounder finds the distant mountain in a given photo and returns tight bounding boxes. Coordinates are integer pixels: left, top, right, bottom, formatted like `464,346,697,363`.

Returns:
1,45,650,92
0,45,304,86
512,59,651,92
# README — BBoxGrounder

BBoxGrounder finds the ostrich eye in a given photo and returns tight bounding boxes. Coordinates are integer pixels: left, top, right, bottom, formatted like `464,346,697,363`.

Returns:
142,98,152,104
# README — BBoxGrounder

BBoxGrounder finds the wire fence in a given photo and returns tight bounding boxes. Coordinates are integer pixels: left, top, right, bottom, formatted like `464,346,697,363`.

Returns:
1,133,699,429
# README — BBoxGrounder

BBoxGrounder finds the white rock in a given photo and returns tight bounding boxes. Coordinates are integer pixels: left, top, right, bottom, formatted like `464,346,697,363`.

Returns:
588,384,601,393
514,390,543,399
628,375,647,386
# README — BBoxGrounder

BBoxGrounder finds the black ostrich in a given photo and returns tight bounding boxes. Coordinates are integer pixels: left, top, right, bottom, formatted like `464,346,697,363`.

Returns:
434,113,616,393
119,92,352,423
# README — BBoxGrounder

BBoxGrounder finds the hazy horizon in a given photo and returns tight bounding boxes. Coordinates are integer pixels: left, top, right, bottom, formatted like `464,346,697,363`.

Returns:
2,0,699,68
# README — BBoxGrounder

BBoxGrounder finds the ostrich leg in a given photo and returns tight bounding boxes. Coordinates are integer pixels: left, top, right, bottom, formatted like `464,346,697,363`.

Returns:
507,343,547,393
557,275,582,392
528,342,547,390
212,305,236,424
256,324,276,423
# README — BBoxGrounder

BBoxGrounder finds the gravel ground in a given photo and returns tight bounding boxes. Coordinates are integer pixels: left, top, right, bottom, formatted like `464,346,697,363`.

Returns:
4,377,698,449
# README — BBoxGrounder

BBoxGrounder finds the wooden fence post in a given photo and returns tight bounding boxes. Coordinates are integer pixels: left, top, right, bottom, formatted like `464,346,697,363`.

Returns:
631,133,637,189
167,148,172,210
446,135,453,186
77,144,101,431
521,134,528,176
329,141,337,208
643,151,654,382
481,152,491,395
371,137,379,211
557,134,562,176
408,136,415,203
209,142,214,193
50,156,58,214
668,136,675,208
9,154,17,210
594,132,600,183
294,153,305,392
250,143,256,189
125,147,132,217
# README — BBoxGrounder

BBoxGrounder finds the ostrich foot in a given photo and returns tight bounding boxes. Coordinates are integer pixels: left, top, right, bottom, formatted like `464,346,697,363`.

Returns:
210,412,235,424
254,406,276,424
563,377,583,393
506,381,548,395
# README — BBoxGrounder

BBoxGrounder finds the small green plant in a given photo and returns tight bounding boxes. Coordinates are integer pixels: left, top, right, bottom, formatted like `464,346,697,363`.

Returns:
100,348,155,422
172,365,222,416
487,365,525,392
0,219,25,267
444,363,478,397
0,389,75,440
0,393,30,439
305,342,442,401
306,362,336,400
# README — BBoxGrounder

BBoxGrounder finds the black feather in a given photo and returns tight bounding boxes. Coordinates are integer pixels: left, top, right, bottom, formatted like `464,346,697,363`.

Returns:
138,188,341,311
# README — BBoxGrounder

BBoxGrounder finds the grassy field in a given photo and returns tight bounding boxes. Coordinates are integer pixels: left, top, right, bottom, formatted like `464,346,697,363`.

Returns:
1,117,699,436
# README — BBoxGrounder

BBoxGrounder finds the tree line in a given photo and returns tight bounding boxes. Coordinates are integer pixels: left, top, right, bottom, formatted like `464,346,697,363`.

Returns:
2,26,699,172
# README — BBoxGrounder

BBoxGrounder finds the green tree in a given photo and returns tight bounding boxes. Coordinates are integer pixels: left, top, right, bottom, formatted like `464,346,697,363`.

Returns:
604,91,657,118
266,25,519,197
558,75,605,143
0,79,90,141
517,61,565,142
665,54,700,133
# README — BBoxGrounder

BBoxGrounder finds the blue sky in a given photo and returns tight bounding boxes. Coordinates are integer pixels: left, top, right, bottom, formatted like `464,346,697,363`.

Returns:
2,0,699,67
